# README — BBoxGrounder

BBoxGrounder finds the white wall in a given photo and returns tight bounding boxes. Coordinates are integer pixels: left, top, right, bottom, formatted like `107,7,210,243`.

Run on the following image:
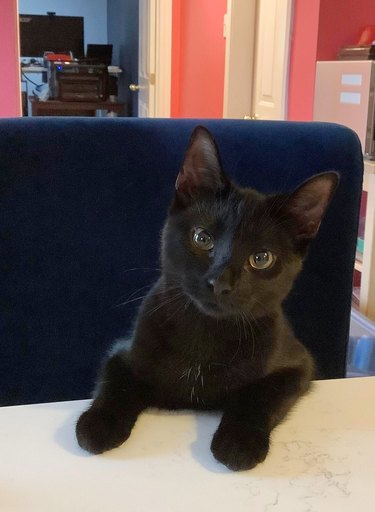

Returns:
18,0,108,48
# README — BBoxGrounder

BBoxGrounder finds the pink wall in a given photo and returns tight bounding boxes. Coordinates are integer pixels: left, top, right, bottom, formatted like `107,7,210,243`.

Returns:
171,0,182,117
171,0,227,118
317,0,375,60
0,0,21,117
287,0,320,121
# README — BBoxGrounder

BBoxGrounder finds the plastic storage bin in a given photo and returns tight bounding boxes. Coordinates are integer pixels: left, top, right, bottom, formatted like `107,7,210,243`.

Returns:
348,309,375,376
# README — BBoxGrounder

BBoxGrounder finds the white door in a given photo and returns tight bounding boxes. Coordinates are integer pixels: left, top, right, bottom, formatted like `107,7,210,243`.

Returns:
135,0,155,117
252,0,293,120
223,0,257,119
130,0,172,118
223,0,293,120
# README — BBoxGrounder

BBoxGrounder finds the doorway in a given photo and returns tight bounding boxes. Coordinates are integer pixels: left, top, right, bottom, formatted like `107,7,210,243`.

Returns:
171,0,292,120
12,0,293,120
224,0,293,120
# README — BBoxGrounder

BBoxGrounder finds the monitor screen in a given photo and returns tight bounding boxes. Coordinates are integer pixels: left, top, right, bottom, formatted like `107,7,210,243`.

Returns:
86,44,113,66
19,14,84,58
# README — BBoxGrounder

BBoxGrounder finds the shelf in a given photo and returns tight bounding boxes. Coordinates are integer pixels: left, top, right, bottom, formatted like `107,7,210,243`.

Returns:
352,286,361,308
355,259,363,272
364,160,375,193
358,169,375,320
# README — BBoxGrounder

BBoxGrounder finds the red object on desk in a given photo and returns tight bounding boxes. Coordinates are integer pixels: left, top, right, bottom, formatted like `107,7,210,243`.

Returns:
44,52,73,62
357,25,375,45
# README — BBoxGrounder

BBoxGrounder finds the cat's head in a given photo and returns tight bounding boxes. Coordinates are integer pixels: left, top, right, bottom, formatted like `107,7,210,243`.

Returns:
161,126,339,319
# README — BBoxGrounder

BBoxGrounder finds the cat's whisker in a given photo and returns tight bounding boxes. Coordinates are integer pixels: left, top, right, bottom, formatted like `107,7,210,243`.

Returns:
114,293,151,308
121,266,161,273
210,361,230,368
147,287,187,312
248,297,269,318
230,316,243,364
114,283,183,309
160,295,190,325
117,290,169,312
242,311,256,360
179,368,189,380
146,292,185,316
116,283,153,303
153,285,183,297
240,313,248,341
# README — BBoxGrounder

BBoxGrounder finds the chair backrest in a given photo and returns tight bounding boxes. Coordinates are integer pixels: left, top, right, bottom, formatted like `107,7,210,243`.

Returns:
0,118,363,405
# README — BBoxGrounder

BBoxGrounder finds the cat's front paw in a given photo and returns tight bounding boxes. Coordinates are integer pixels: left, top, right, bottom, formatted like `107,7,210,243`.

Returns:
211,420,270,471
76,407,132,454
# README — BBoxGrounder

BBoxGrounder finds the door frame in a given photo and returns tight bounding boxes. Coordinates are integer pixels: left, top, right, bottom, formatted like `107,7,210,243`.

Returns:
223,0,293,120
223,0,257,119
150,0,172,117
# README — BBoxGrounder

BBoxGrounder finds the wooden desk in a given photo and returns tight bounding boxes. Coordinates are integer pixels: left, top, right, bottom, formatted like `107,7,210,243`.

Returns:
30,98,126,117
1,377,374,511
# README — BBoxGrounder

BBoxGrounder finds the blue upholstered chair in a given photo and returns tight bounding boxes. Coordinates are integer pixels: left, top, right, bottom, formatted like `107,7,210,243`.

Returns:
0,118,363,406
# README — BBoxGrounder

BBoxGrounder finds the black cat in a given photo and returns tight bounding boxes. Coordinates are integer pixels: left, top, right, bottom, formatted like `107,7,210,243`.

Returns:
76,126,339,471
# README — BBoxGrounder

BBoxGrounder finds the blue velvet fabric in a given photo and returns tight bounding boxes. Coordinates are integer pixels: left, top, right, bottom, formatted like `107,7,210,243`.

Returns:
0,118,363,405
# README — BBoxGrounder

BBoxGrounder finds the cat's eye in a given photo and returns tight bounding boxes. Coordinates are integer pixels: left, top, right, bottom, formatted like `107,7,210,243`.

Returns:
192,227,214,251
248,250,276,270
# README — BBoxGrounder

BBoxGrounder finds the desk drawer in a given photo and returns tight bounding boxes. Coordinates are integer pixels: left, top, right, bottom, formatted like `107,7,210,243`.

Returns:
58,75,108,102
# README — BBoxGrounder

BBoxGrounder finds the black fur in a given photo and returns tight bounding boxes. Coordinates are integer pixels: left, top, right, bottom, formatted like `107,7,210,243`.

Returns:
76,126,339,471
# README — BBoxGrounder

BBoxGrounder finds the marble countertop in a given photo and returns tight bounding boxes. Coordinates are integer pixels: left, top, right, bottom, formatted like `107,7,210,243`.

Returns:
1,377,374,511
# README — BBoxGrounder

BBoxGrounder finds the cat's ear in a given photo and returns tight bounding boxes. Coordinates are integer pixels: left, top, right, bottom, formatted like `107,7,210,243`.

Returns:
174,126,230,207
284,172,339,239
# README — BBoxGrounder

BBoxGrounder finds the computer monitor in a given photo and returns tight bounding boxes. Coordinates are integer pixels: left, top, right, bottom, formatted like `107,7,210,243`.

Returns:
19,14,84,59
86,44,113,66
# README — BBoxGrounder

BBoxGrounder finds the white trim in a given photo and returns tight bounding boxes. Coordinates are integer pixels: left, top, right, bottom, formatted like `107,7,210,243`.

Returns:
223,0,257,118
252,0,293,120
154,0,172,117
148,0,156,117
223,0,293,120
280,0,293,120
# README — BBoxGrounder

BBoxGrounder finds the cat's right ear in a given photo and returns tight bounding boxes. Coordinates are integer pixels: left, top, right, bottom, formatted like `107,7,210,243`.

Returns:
284,171,340,240
172,126,230,209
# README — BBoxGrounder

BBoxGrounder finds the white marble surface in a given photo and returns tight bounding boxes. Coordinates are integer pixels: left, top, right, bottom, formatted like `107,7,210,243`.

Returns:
0,377,374,511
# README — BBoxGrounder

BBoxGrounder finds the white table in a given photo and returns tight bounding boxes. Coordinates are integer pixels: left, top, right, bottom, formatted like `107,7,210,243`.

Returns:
1,377,374,512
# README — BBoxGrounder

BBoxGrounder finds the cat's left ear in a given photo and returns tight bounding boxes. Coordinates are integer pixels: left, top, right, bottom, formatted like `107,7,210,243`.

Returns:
285,172,340,239
173,126,230,208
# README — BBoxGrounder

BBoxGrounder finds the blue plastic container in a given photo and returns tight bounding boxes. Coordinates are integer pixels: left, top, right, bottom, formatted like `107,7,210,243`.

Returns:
348,309,375,376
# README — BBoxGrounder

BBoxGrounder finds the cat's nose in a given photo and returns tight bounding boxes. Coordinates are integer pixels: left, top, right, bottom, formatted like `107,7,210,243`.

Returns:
207,277,232,296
